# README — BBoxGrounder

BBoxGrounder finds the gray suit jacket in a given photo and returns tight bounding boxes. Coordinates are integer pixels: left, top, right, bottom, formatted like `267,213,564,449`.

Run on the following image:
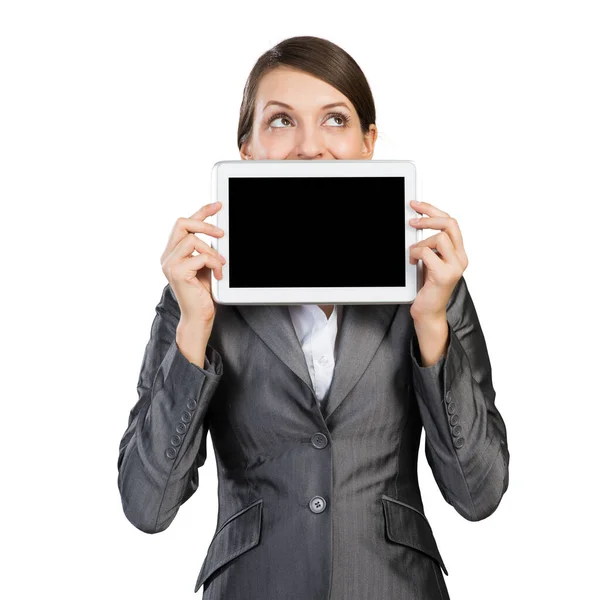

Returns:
117,275,509,599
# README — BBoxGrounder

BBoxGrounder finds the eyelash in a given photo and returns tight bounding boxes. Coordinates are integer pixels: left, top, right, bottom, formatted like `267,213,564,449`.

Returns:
267,111,351,128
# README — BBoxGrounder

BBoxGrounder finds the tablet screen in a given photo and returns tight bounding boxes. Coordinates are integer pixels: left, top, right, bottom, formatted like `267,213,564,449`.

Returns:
228,176,406,288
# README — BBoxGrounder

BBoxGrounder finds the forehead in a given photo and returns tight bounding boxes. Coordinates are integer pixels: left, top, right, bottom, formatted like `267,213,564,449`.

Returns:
255,67,353,112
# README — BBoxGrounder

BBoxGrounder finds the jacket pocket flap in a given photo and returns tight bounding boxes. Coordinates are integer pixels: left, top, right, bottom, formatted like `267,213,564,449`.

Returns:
194,498,263,592
381,494,448,576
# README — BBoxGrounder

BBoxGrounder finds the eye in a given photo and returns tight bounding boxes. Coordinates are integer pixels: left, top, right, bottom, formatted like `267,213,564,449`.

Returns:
266,111,351,129
325,113,350,127
267,113,293,128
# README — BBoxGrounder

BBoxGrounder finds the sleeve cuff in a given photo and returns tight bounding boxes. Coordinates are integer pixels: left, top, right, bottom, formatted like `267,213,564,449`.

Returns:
137,339,223,480
174,340,223,380
410,330,446,402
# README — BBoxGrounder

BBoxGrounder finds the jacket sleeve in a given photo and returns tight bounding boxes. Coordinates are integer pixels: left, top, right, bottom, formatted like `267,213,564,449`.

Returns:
117,283,223,534
409,275,509,521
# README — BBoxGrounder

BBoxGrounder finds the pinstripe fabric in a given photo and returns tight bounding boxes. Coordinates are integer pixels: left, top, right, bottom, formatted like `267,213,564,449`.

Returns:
117,275,509,599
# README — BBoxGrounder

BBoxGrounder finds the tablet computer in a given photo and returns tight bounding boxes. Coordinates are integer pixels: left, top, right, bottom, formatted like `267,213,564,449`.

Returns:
209,159,423,305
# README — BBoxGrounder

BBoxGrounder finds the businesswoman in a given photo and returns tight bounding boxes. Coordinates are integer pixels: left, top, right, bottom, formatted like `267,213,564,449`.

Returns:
117,35,510,600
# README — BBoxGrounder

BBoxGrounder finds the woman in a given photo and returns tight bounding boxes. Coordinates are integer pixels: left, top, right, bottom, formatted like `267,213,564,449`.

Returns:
117,35,509,600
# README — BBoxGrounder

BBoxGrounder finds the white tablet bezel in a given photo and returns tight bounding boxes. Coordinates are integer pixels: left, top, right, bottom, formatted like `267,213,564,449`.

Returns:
210,159,423,305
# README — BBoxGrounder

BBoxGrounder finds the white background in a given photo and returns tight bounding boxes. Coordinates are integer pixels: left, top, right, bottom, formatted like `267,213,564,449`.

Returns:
2,1,598,598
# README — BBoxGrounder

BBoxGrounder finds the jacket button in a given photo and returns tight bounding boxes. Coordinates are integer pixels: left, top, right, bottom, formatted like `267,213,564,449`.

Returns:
170,434,182,447
165,447,177,459
176,422,187,434
311,433,329,449
446,402,456,414
181,410,192,423
309,496,327,513
454,437,465,448
445,391,452,404
186,398,198,411
451,425,462,437
449,413,459,426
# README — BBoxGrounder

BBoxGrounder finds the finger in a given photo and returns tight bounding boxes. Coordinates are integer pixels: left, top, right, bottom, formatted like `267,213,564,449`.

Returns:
178,217,224,239
174,252,225,282
189,252,226,281
184,233,226,263
162,213,224,261
164,233,226,273
409,215,465,260
409,200,449,218
410,232,462,268
188,201,222,220
185,201,223,249
166,202,223,257
409,245,444,271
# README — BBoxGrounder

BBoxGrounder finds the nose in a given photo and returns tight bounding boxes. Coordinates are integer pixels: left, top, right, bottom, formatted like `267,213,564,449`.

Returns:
294,125,325,159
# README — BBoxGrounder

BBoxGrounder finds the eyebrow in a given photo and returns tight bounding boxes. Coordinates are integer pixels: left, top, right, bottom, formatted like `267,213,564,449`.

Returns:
263,100,351,112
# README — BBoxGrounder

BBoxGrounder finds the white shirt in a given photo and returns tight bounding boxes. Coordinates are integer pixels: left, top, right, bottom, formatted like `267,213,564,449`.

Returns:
288,304,343,404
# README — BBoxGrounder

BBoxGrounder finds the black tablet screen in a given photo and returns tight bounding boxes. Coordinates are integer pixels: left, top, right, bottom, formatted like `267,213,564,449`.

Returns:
228,176,406,288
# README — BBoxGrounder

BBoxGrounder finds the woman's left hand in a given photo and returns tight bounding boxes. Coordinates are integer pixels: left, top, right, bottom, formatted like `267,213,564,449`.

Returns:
408,200,469,322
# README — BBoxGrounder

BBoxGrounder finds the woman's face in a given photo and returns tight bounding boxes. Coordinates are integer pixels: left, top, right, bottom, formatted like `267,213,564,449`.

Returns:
240,66,377,160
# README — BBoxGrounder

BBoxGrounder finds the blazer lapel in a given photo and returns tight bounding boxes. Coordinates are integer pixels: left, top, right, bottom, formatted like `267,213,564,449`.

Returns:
235,304,399,422
322,304,399,421
235,304,314,396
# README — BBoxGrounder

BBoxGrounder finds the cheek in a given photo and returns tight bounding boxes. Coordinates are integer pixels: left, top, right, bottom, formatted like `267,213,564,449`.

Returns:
252,130,292,158
327,133,363,157
252,128,365,159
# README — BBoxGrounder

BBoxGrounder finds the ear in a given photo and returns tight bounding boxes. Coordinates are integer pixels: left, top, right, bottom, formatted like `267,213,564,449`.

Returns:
360,124,378,159
239,139,252,160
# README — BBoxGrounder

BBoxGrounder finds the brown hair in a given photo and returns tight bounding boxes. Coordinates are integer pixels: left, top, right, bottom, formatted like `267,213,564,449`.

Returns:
237,36,376,150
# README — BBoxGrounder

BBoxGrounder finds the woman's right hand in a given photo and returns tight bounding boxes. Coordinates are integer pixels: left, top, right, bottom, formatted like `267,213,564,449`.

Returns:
160,201,226,325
